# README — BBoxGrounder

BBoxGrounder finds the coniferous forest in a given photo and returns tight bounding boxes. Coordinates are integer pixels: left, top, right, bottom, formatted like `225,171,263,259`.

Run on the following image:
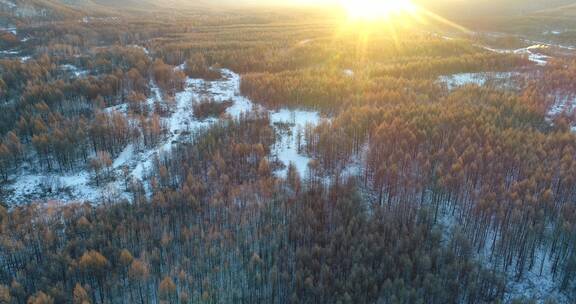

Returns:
1,0,576,303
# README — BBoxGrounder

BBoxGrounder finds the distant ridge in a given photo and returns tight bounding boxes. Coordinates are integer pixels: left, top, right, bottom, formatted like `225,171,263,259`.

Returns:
532,2,576,16
6,0,576,22
417,0,576,17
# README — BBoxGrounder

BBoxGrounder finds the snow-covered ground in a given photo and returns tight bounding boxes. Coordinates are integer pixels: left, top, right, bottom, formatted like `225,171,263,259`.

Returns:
0,0,16,9
111,77,212,197
3,65,322,205
81,16,120,24
270,109,320,178
503,253,570,304
435,207,570,304
515,45,551,66
0,25,16,36
199,69,323,178
490,230,570,303
548,94,576,117
5,170,99,204
60,64,88,78
482,45,550,66
0,50,19,55
0,50,31,63
0,24,33,62
546,93,576,132
439,72,518,90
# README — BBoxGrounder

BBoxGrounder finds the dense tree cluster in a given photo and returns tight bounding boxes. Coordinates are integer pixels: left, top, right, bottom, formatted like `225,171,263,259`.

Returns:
303,86,576,296
241,69,443,110
240,53,530,111
192,98,232,120
0,114,507,303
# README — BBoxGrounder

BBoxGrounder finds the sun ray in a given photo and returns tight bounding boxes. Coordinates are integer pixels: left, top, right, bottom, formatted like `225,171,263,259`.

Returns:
327,0,471,72
418,9,472,34
334,0,470,34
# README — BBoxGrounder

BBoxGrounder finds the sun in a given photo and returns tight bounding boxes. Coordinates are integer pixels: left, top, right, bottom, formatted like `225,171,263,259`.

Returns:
340,0,418,21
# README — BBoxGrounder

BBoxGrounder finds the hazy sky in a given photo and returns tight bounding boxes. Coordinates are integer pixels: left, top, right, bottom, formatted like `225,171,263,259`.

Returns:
238,0,572,11
249,0,574,16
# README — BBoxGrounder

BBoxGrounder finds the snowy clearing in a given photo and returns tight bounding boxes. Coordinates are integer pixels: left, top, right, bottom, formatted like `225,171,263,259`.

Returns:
4,66,322,205
270,109,321,178
438,72,518,90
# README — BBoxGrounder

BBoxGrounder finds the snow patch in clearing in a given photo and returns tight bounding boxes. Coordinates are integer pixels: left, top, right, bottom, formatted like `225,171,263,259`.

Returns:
0,26,16,36
175,63,187,71
515,45,550,66
548,94,576,117
0,49,19,55
546,93,576,132
0,0,16,8
6,170,104,205
439,72,517,90
113,144,134,168
60,64,88,78
482,44,550,66
271,109,320,178
130,44,149,55
104,103,127,114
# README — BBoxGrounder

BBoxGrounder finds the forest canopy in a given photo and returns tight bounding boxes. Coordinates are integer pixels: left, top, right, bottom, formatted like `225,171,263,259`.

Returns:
1,1,576,303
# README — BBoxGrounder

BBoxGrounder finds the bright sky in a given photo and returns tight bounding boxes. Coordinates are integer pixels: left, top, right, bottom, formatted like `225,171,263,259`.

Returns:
255,0,453,5
245,0,558,19
241,0,554,11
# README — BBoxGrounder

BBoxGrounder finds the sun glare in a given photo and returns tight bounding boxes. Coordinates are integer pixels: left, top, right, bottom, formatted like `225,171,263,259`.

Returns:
340,0,418,21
